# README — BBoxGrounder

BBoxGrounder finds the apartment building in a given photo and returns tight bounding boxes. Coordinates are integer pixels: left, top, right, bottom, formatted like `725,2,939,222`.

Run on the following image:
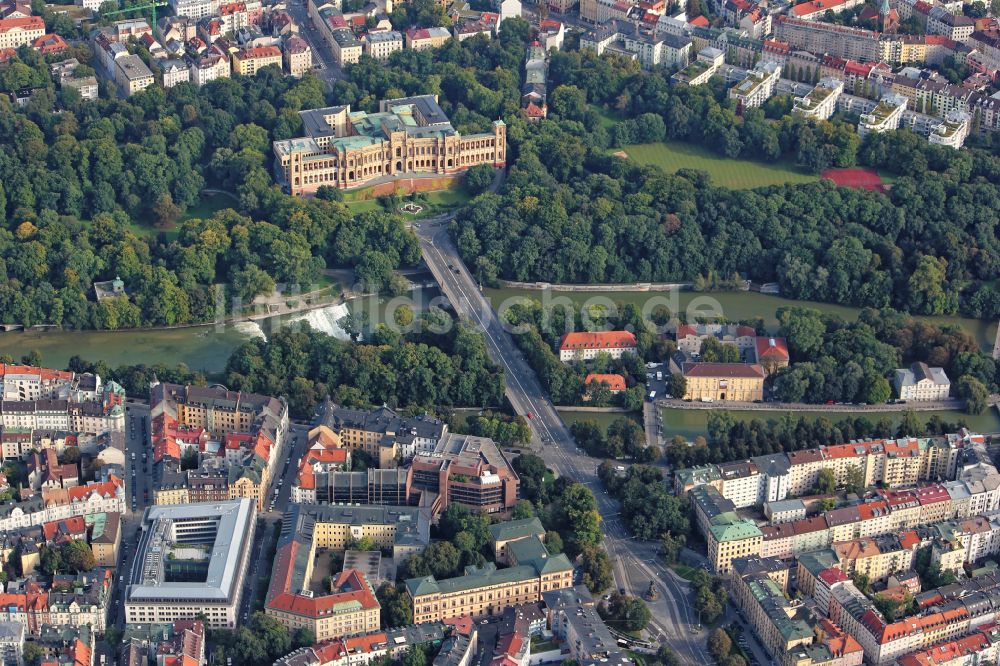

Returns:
858,93,908,138
52,59,99,100
160,59,190,87
328,27,362,65
405,26,450,50
84,511,120,567
833,535,916,582
0,571,111,636
790,0,866,19
684,432,999,571
406,551,572,623
731,568,814,659
190,52,230,85
928,110,971,148
273,96,506,195
578,0,621,24
232,45,281,75
898,629,1000,666
115,54,154,96
363,29,403,61
672,46,725,85
150,382,287,510
579,20,692,70
730,61,781,107
0,399,124,441
681,362,765,401
169,0,220,19
894,362,951,401
926,7,974,42
793,77,844,119
283,35,312,76
558,331,637,362
0,15,44,49
776,17,881,61
707,514,764,574
319,401,446,465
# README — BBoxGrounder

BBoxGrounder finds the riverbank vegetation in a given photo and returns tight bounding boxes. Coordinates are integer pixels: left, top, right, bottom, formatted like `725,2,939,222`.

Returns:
771,306,999,408
223,315,505,418
663,409,982,468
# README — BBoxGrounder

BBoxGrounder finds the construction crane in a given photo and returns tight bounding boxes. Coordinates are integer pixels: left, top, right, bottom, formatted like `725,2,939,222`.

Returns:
99,0,169,27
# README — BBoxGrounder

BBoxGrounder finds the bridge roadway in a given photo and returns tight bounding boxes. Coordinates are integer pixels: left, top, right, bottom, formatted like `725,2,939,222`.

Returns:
414,218,709,662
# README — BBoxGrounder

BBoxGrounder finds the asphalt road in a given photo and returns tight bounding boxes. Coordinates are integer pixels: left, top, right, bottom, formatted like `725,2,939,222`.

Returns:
236,423,312,622
108,402,153,631
284,0,345,87
413,219,710,664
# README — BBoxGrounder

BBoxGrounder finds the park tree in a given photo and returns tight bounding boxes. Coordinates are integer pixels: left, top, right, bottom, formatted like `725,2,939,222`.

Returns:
61,539,96,573
660,532,685,565
667,373,686,399
957,375,988,415
579,545,614,594
600,592,652,632
376,582,413,627
708,628,732,661
553,483,602,555
465,164,495,194
39,545,62,575
815,468,836,494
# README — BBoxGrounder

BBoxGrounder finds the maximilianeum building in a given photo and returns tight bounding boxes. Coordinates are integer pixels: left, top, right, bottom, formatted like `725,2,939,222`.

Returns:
272,94,506,195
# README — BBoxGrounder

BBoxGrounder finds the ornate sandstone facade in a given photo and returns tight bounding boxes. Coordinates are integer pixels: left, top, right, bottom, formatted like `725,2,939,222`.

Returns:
273,95,506,194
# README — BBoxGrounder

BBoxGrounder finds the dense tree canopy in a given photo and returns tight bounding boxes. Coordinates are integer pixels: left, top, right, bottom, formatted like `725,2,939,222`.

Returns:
224,318,506,417
0,57,420,329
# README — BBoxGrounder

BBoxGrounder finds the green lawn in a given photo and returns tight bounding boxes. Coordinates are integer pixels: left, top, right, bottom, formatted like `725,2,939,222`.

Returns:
344,185,473,218
659,406,1000,441
556,409,642,434
670,563,700,581
127,192,236,241
591,105,625,129
617,141,820,189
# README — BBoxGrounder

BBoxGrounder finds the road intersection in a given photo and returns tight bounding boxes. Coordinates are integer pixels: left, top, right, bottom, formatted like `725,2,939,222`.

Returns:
414,218,710,663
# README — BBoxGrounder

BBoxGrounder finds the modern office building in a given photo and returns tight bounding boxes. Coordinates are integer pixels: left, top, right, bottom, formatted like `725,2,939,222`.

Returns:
124,499,257,628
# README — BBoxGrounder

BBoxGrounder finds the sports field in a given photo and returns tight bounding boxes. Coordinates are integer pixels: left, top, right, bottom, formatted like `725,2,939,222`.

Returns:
822,167,888,192
616,142,821,189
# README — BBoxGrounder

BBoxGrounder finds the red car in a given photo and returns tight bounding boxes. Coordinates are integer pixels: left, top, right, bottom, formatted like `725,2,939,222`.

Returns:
526,412,533,419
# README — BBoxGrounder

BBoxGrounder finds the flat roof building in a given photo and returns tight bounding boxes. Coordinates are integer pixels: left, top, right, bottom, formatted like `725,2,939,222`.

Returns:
125,499,257,628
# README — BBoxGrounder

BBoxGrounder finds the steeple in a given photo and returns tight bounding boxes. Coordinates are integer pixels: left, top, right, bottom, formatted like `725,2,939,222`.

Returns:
880,0,893,31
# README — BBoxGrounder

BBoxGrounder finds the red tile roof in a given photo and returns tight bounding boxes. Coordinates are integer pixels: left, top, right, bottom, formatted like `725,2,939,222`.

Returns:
844,60,875,77
791,0,850,16
267,563,379,619
585,374,627,392
31,33,66,53
689,14,709,25
818,567,848,585
755,336,789,361
523,101,545,118
238,45,281,58
682,362,765,378
559,331,637,351
0,15,43,33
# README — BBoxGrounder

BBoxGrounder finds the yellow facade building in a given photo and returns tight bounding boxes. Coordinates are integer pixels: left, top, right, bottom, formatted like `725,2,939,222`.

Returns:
273,95,506,195
682,362,765,402
232,45,282,76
